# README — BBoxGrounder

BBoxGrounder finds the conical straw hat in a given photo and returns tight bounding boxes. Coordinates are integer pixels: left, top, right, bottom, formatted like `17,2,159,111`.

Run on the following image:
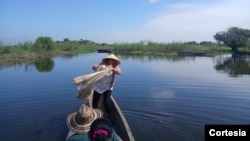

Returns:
102,54,121,65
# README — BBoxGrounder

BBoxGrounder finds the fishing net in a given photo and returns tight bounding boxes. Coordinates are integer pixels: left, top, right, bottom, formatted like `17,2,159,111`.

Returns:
73,65,113,99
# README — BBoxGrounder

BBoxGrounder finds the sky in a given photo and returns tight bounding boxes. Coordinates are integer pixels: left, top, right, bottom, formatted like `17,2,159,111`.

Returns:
0,0,250,45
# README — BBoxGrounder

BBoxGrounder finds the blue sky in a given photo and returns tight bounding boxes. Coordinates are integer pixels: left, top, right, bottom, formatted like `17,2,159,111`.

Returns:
1,0,250,45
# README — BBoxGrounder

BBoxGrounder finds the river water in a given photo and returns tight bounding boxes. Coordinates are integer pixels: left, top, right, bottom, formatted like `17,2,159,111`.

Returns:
0,53,250,141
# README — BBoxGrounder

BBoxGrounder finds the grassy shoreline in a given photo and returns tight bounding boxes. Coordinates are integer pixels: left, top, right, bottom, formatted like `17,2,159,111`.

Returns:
0,41,247,66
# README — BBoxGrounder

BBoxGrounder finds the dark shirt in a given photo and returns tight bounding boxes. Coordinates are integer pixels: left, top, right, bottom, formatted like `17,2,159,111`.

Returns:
66,130,121,141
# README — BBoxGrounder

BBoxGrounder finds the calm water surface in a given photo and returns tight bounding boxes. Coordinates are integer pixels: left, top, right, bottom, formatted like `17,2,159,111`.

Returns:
0,53,250,141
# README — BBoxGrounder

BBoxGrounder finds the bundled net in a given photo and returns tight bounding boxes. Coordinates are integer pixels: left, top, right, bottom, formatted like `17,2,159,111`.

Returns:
73,65,113,99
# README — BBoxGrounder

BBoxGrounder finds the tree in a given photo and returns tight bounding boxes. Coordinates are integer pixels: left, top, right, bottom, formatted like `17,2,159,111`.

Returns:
34,36,54,52
63,38,70,42
200,41,215,45
214,27,250,53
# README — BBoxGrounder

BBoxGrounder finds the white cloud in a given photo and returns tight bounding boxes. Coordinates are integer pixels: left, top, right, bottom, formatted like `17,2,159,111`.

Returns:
109,0,250,43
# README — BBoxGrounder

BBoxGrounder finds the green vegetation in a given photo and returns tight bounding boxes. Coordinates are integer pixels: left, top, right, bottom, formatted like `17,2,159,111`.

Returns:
214,27,250,53
109,41,231,54
1,27,249,65
0,37,99,64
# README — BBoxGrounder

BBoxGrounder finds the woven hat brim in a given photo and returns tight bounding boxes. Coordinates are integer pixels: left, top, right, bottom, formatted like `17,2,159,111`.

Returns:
102,54,121,65
66,109,102,133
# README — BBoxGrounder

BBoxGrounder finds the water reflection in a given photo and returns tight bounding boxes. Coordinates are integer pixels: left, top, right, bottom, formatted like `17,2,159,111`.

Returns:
118,53,191,62
0,54,78,72
118,53,250,77
214,55,250,77
34,58,54,72
1,53,250,77
0,57,55,72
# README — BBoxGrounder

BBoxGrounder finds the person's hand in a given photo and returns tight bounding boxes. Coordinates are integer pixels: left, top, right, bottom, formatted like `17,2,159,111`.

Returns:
112,67,122,75
112,68,117,72
97,65,107,71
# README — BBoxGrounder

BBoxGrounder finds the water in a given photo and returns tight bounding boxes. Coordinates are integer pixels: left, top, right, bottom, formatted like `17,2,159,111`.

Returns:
0,53,250,141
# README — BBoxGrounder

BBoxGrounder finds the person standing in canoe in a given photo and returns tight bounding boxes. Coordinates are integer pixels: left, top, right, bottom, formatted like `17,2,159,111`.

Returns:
92,53,122,115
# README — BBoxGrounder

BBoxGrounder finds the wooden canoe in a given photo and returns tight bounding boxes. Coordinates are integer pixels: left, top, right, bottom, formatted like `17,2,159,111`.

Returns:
66,95,135,141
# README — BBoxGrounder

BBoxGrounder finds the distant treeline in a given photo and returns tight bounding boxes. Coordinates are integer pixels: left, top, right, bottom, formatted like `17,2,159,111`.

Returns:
0,37,230,56
0,26,249,64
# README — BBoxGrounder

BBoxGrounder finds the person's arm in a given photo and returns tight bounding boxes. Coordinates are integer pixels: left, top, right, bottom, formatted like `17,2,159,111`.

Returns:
92,62,103,71
112,66,122,75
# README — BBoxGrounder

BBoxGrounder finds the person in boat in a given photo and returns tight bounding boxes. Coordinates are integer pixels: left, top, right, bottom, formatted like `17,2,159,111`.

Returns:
88,118,123,141
67,118,123,141
92,54,122,115
66,104,103,137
